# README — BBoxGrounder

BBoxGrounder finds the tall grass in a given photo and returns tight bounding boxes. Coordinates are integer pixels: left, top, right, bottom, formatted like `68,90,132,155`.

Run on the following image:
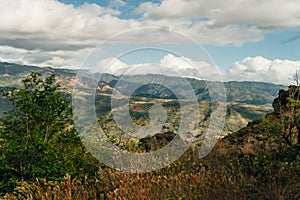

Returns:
3,148,300,200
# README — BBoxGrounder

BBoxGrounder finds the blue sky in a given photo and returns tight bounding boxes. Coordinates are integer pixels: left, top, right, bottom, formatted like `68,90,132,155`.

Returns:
57,0,300,69
0,0,300,84
59,0,161,19
59,0,299,64
205,29,300,69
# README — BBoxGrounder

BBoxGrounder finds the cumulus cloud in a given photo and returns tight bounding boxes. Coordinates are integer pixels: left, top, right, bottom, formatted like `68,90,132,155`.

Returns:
160,54,224,81
0,0,300,68
135,0,300,45
0,0,140,67
95,57,129,75
227,56,300,85
136,0,300,28
90,54,224,82
0,45,90,68
1,0,299,51
93,55,300,85
0,0,139,50
90,53,300,89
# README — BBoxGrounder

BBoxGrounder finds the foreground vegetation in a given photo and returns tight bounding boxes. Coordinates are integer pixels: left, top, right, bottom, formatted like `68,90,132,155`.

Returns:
3,146,300,199
0,73,299,199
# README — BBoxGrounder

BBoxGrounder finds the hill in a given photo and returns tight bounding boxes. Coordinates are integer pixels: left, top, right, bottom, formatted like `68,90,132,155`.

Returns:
0,62,285,104
209,85,300,160
0,62,284,135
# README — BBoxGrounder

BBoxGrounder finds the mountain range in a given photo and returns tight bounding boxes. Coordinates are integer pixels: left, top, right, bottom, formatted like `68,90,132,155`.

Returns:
0,62,287,135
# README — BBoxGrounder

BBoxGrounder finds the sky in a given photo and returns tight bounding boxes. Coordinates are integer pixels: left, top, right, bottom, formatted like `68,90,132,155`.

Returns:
0,0,300,84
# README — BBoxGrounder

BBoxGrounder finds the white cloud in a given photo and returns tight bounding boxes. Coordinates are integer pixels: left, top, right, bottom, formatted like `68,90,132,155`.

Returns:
91,54,224,82
111,0,126,7
0,0,139,50
95,57,129,74
0,0,141,67
227,56,300,85
0,0,300,68
135,0,300,45
90,55,300,85
1,0,299,51
0,0,142,67
0,45,90,68
0,46,34,55
160,54,224,81
136,0,300,28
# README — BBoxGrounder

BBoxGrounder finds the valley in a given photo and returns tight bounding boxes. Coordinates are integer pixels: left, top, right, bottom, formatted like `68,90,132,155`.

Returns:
0,61,280,136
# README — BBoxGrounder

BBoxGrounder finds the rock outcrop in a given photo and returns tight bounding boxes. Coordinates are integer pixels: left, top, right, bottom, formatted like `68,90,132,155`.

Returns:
273,85,300,114
209,85,300,159
139,132,176,152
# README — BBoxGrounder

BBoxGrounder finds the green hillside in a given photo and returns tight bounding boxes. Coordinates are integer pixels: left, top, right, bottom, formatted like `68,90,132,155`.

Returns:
0,62,282,134
0,62,285,104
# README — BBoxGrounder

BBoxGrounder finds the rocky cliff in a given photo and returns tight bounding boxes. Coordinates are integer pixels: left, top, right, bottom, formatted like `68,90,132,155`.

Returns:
273,85,300,114
209,85,300,160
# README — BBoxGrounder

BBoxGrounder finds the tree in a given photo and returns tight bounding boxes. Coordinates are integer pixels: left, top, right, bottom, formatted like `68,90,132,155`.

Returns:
0,72,98,195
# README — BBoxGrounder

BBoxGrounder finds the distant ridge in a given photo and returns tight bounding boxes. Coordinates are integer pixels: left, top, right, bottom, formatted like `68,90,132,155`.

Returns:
0,61,286,105
0,61,289,135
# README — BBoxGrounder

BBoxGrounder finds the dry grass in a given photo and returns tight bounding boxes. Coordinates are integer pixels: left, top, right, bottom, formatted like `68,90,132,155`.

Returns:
2,146,300,200
3,161,299,200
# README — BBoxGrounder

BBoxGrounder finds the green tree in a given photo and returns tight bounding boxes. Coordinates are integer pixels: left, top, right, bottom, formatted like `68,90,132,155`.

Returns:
0,72,98,195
